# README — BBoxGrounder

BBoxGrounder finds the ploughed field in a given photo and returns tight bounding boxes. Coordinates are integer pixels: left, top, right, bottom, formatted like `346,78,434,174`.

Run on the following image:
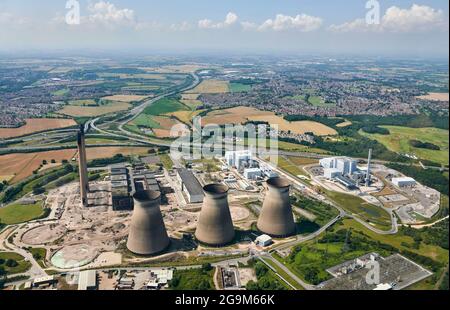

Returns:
0,118,77,139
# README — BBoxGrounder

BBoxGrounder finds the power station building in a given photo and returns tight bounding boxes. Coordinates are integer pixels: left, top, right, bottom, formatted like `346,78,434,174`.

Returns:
127,190,170,255
225,150,252,170
177,168,204,204
257,177,296,237
77,125,89,207
195,184,235,246
320,157,358,176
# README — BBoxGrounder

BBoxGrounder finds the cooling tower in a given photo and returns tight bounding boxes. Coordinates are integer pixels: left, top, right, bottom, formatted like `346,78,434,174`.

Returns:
127,190,170,255
257,177,296,237
195,184,235,246
77,125,89,207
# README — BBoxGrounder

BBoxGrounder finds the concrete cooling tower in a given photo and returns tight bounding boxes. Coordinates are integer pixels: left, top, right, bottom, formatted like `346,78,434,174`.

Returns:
257,177,296,237
195,184,235,246
127,190,170,255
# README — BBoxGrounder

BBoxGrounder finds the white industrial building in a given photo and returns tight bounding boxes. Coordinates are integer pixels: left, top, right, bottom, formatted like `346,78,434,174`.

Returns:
225,150,252,170
255,234,273,247
324,168,342,179
260,164,278,178
244,168,262,180
78,270,97,290
392,177,416,188
320,157,357,176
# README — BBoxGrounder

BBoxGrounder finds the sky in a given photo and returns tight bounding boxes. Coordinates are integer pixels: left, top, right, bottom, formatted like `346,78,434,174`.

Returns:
0,0,448,57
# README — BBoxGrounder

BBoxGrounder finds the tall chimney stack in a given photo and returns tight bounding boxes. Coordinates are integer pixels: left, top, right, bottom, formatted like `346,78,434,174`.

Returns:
257,177,296,237
127,190,170,255
195,184,235,246
365,148,372,187
77,124,89,207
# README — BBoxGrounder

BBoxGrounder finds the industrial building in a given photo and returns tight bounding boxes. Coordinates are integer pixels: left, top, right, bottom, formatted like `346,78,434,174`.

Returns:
177,168,204,203
127,190,170,255
111,166,133,211
225,150,252,170
77,125,89,207
257,177,296,237
319,156,358,175
195,183,235,246
78,270,97,290
243,168,262,180
255,234,273,247
392,177,416,188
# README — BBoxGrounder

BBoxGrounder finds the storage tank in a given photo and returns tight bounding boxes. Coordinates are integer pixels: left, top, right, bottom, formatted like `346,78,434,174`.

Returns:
257,177,296,237
195,184,235,246
127,190,170,255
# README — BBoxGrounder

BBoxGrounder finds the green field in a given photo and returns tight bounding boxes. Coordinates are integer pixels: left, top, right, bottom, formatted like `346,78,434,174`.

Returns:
132,114,161,128
143,98,189,116
51,88,69,96
229,82,251,93
28,247,47,268
360,126,449,165
0,252,32,275
322,189,392,230
0,202,45,225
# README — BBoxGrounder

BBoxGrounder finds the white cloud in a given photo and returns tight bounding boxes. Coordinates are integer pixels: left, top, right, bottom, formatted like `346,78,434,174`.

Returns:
329,4,447,33
0,12,29,25
169,21,192,32
87,1,136,26
198,12,238,29
258,14,323,32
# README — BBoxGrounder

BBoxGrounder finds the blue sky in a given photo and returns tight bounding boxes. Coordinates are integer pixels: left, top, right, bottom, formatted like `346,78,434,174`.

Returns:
0,0,448,57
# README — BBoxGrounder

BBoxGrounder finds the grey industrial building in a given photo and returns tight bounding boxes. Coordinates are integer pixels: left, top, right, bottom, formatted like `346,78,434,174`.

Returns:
177,168,204,203
111,166,133,211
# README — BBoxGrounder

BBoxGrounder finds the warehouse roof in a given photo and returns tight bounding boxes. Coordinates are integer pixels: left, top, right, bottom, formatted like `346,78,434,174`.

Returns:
78,270,97,290
177,168,204,197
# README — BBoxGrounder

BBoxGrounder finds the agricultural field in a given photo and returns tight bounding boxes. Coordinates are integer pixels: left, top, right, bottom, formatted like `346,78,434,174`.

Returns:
143,64,209,73
416,92,449,101
57,101,131,117
202,106,337,136
0,149,78,183
67,99,97,106
186,80,229,94
336,121,352,127
101,95,149,102
180,95,203,110
0,202,45,225
0,118,77,139
98,73,166,80
0,147,150,184
229,82,251,93
127,98,191,138
360,126,449,165
143,98,188,116
85,146,151,160
51,88,70,96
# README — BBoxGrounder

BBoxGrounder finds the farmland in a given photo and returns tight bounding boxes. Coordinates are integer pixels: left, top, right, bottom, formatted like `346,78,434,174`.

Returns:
186,80,229,94
101,95,149,102
202,106,337,136
57,101,131,117
127,98,191,138
0,118,77,139
416,92,449,101
0,147,150,184
360,126,449,165
0,149,78,183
